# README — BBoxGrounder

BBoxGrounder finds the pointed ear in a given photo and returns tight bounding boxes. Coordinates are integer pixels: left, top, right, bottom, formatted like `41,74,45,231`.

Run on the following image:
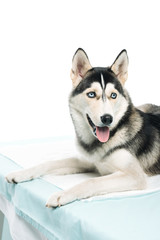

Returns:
70,48,92,87
111,50,129,86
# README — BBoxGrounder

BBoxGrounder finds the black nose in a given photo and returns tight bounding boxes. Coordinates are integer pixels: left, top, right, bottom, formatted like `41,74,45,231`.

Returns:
101,114,113,125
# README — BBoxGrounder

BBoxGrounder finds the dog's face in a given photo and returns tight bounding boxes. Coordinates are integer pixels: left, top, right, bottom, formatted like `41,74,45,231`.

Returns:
70,49,129,143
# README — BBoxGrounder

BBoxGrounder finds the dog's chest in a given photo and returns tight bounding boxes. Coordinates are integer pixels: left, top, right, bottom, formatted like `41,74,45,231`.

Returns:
77,144,113,174
77,141,135,176
77,143,106,163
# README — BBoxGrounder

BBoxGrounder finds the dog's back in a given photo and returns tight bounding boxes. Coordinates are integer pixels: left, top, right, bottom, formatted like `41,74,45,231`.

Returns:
133,106,160,175
138,104,160,114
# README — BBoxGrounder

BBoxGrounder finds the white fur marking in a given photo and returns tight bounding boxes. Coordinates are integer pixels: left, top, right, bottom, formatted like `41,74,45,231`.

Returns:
101,73,105,90
101,73,106,101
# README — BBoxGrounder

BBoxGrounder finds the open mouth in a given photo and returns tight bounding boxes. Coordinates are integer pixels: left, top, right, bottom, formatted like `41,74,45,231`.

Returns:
86,114,110,143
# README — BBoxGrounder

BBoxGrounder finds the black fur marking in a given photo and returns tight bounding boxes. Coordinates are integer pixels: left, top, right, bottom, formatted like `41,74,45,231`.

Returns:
147,112,160,131
71,68,125,97
134,111,158,157
110,103,133,138
77,137,104,153
148,158,160,175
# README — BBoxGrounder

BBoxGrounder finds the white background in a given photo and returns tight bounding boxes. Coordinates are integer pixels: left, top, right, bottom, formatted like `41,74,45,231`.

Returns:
0,0,160,142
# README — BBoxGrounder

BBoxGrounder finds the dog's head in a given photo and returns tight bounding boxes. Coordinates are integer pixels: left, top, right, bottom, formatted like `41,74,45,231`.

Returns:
70,48,129,143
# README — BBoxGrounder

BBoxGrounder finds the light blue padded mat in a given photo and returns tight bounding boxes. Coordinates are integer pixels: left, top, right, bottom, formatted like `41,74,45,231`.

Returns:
0,142,160,240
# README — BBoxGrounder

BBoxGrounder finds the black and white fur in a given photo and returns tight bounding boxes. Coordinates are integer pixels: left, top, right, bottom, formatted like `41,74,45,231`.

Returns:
6,49,160,207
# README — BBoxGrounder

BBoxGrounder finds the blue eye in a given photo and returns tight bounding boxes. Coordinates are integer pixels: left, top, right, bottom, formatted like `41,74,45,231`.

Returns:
87,92,96,98
111,92,117,99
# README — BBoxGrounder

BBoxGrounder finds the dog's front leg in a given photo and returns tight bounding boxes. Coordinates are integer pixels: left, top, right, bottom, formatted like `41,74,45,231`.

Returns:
46,170,146,208
6,158,94,183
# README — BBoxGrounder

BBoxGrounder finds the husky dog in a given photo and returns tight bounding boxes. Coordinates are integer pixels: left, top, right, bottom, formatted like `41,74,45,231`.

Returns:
6,49,160,207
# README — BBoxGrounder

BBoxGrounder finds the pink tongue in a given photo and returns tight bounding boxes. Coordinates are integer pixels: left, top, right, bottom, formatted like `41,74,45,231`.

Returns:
96,126,110,143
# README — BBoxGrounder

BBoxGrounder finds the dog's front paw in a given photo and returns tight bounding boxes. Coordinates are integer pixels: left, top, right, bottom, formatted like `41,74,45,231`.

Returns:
46,191,65,208
46,191,74,208
6,169,33,183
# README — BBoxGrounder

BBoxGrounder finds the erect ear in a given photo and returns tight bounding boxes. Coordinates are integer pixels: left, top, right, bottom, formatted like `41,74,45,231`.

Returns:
111,50,129,86
70,48,92,87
